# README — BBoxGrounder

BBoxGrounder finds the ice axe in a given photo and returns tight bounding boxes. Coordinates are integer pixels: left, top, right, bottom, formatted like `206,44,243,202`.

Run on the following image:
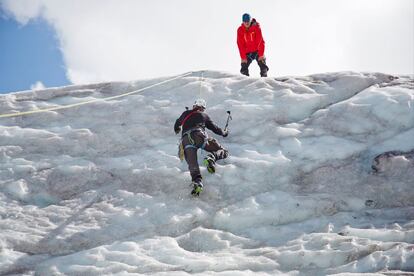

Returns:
224,110,232,131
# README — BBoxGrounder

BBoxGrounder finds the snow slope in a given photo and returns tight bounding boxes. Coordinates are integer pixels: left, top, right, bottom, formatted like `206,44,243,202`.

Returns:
0,71,413,275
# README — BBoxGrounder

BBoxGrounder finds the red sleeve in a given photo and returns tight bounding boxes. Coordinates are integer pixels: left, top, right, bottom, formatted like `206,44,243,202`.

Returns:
256,26,265,57
237,27,246,59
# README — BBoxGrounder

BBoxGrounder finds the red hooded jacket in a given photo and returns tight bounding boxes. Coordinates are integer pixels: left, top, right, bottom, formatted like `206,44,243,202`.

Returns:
237,19,265,59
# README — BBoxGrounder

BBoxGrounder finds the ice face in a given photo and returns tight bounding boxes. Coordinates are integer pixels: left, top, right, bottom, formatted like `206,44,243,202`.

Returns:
0,71,413,275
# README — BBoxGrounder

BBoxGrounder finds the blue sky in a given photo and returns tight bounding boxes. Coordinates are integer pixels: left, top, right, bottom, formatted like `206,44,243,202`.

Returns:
0,16,69,94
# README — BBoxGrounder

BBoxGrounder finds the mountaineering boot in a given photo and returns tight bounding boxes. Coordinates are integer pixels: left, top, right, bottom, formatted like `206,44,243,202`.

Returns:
258,60,269,77
203,153,216,174
191,181,203,196
240,63,249,76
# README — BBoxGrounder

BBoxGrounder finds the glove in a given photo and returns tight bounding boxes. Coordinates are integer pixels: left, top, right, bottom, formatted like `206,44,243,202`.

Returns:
222,129,229,137
175,127,181,135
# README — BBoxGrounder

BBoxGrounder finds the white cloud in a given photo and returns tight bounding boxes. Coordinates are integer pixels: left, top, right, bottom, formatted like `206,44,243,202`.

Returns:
0,0,43,24
1,0,413,85
30,81,46,90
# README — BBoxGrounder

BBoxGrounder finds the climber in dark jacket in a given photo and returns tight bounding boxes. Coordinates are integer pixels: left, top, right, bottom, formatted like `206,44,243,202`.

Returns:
174,99,228,195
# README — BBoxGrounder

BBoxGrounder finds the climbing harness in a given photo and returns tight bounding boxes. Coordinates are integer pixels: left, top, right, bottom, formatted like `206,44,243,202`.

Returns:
178,128,209,161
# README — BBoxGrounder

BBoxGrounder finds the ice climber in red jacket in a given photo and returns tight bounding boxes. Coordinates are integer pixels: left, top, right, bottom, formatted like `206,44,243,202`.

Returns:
237,13,269,77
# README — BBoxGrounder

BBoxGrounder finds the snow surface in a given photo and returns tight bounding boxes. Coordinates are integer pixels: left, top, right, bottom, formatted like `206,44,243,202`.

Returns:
0,71,413,275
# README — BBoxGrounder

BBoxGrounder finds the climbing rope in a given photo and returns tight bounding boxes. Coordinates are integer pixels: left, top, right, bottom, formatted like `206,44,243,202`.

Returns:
0,71,193,119
198,70,204,98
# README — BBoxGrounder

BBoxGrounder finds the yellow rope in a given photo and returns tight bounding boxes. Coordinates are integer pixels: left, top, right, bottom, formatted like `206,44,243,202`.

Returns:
0,72,193,119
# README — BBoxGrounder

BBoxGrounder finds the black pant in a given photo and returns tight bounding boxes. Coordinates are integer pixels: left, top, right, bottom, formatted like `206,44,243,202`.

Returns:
240,51,269,77
182,130,228,184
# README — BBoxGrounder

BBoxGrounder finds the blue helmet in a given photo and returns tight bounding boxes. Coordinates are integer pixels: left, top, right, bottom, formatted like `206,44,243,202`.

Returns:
242,13,251,23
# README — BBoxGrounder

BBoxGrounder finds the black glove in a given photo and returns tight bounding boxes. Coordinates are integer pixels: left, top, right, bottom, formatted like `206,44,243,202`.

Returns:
222,129,229,137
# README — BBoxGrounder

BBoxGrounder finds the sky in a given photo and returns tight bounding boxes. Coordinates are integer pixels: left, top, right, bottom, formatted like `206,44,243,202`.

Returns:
0,0,413,94
0,17,69,93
